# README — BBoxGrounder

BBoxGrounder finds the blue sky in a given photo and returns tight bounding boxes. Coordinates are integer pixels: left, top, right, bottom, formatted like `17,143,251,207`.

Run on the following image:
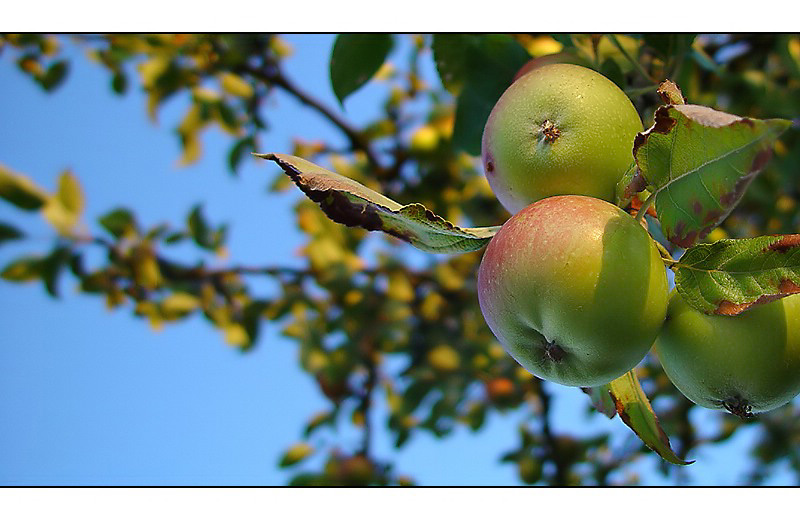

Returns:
0,34,791,486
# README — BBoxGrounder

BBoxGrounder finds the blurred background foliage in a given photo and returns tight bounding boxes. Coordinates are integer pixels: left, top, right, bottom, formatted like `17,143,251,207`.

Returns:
1,33,799,485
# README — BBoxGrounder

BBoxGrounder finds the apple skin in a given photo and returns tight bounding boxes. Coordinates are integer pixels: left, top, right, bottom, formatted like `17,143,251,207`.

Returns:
477,195,668,387
656,291,800,417
482,64,642,214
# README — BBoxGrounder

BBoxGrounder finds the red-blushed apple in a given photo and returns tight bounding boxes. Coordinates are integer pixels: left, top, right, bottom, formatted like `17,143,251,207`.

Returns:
656,291,800,418
482,64,642,214
477,195,668,387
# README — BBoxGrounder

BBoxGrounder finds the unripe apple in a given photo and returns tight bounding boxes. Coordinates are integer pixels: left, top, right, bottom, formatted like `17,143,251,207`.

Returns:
482,64,642,214
656,291,800,417
477,195,668,387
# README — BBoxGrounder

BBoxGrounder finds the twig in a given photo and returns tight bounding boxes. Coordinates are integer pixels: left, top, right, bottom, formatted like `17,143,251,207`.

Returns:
244,62,385,174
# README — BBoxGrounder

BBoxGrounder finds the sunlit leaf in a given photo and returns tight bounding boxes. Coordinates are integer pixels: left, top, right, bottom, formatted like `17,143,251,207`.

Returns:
656,79,686,105
160,292,201,318
256,153,499,253
329,34,393,106
280,443,314,468
224,322,249,347
606,370,692,466
674,235,800,315
219,72,254,98
56,170,84,217
628,104,791,248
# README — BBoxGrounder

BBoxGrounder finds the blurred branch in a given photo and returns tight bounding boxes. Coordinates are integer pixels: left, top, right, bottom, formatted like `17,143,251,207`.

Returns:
538,380,569,485
242,61,386,174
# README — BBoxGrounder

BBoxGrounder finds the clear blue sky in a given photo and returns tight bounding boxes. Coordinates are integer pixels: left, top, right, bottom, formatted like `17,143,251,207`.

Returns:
0,34,790,486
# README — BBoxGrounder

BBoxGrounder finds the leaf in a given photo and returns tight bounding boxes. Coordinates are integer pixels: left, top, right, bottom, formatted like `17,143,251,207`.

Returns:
643,34,696,59
56,170,84,217
0,222,24,246
581,386,617,419
673,235,800,315
279,443,314,467
99,207,138,239
431,34,471,94
111,71,128,95
329,34,393,106
160,292,201,318
432,34,531,155
607,370,693,466
219,72,254,98
628,104,791,248
40,245,72,297
256,153,499,254
0,164,48,210
188,204,226,251
656,80,685,105
228,136,255,174
1,255,44,282
39,60,68,91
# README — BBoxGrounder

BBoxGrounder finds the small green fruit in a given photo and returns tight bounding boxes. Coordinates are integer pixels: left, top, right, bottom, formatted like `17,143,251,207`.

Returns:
477,195,668,387
482,64,642,214
656,291,800,417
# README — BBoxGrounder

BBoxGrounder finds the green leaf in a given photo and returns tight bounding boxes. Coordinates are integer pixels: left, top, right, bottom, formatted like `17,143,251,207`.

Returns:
451,81,497,156
99,207,137,239
628,104,791,248
329,34,393,106
0,164,49,211
228,136,255,174
256,153,499,253
188,204,226,251
606,370,693,466
111,71,128,95
40,60,68,91
0,222,24,246
674,235,800,315
432,34,531,155
643,34,696,59
431,34,472,94
1,255,44,282
40,245,72,297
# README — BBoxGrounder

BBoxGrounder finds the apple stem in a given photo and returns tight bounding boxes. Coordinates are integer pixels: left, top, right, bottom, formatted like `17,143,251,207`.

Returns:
635,191,657,224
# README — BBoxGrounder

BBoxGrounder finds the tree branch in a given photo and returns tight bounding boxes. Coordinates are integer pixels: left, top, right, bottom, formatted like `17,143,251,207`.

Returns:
243,62,385,174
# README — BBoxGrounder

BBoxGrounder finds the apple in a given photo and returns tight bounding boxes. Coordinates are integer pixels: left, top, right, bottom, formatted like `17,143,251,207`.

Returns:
477,195,668,387
656,291,800,417
482,64,642,214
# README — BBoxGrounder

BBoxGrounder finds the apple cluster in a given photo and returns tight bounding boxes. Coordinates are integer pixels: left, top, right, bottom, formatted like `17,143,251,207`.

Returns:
476,62,800,416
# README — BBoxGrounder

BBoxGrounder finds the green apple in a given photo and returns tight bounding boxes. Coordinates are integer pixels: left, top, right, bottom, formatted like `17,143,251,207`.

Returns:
482,64,642,214
477,195,668,387
656,291,800,417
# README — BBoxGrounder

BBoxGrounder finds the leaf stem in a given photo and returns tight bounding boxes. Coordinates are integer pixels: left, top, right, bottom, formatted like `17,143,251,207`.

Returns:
608,34,656,85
